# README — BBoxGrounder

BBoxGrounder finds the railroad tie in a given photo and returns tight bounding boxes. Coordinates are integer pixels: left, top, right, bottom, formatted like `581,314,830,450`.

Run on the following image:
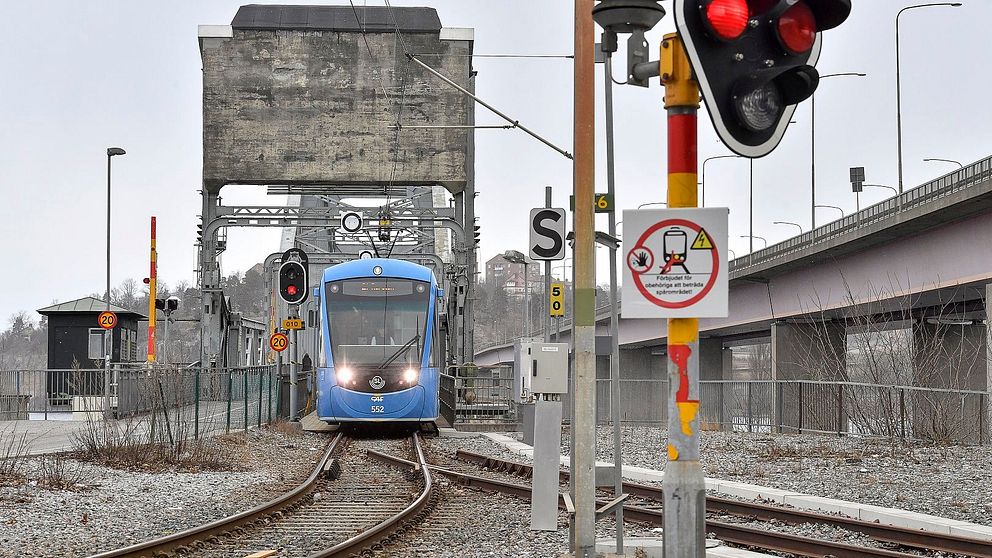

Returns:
243,552,278,558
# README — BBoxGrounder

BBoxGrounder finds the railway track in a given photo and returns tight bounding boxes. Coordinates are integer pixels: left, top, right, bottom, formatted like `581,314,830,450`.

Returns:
368,447,991,558
90,432,435,558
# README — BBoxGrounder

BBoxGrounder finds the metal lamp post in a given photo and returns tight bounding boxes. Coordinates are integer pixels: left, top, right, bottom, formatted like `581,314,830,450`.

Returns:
811,73,866,229
741,235,768,250
701,155,741,208
104,146,125,419
896,3,962,195
773,221,804,235
503,250,530,338
923,157,963,169
815,204,845,220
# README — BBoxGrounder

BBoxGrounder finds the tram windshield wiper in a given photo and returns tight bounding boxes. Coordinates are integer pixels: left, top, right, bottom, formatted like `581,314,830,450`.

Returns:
378,334,420,369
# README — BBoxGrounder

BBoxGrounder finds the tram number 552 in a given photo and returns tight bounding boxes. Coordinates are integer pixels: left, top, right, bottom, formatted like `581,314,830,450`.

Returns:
370,406,385,413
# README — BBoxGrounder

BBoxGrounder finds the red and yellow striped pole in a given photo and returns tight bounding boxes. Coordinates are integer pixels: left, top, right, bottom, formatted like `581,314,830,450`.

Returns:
661,32,706,556
147,216,157,363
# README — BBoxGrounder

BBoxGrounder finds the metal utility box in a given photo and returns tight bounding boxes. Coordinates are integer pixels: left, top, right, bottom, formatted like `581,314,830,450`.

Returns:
515,341,568,401
530,343,568,394
513,339,539,403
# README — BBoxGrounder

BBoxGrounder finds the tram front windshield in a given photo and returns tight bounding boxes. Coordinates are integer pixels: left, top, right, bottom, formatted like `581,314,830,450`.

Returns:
325,278,430,368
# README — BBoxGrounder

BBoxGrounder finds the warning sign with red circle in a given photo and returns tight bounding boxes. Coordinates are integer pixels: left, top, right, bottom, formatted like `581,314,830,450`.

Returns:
269,332,289,352
622,208,729,318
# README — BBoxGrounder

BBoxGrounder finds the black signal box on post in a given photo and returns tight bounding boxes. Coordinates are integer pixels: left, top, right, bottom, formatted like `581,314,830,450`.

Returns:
279,248,310,305
675,0,851,158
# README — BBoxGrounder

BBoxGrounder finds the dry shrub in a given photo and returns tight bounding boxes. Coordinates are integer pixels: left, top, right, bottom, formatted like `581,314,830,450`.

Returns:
36,454,87,490
70,412,229,472
0,431,30,483
268,419,304,438
699,420,722,432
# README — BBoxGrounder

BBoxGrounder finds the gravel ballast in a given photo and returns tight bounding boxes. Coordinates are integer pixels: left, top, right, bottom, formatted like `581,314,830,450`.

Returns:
498,425,992,526
0,427,327,558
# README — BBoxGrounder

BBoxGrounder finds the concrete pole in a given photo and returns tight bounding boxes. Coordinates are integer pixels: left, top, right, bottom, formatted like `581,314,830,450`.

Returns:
661,33,706,557
524,261,530,338
545,186,553,343
290,306,299,421
604,48,624,554
572,0,597,555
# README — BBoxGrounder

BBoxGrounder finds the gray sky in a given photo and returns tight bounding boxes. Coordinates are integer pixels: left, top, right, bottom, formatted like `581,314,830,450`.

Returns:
1,1,989,326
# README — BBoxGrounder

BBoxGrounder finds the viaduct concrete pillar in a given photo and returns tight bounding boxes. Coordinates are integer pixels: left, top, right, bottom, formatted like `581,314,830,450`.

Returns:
699,337,728,429
912,317,988,444
771,321,847,433
699,337,727,380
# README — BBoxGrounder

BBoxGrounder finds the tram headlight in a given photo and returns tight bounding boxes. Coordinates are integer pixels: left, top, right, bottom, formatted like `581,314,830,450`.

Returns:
336,367,354,384
403,368,419,384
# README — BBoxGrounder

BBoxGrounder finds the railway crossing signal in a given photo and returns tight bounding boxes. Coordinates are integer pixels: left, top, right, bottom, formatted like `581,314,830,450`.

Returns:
279,261,308,304
674,0,851,157
279,249,309,305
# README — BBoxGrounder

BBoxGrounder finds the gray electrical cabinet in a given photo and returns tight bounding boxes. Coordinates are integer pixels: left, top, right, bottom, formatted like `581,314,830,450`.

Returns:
528,343,569,394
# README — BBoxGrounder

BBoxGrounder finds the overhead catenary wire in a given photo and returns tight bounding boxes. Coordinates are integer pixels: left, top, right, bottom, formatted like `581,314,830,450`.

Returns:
380,0,572,159
406,54,573,160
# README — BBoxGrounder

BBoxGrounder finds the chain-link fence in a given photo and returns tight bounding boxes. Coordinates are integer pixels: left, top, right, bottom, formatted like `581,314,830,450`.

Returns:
0,365,278,437
440,365,516,431
555,378,988,445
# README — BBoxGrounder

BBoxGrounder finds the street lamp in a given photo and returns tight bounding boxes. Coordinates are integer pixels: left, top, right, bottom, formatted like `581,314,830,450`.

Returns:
923,157,963,169
740,235,767,251
701,155,741,208
811,72,866,229
855,184,899,213
815,204,845,220
896,3,963,195
503,250,531,338
773,221,803,235
105,146,125,420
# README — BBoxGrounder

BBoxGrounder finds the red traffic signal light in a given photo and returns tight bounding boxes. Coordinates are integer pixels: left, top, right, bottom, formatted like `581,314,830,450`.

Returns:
703,0,749,40
278,261,308,304
777,2,817,54
676,0,851,157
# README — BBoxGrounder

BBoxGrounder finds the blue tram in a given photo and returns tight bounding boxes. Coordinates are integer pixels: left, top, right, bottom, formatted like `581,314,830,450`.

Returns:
316,258,441,424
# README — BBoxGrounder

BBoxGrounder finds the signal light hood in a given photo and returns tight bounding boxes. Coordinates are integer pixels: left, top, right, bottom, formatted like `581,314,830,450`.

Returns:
802,0,852,31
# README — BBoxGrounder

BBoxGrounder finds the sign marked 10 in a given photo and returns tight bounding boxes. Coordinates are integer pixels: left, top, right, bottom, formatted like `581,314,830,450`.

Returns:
622,208,729,318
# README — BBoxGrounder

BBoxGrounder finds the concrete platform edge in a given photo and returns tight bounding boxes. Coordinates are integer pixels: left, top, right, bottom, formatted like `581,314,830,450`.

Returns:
481,433,992,541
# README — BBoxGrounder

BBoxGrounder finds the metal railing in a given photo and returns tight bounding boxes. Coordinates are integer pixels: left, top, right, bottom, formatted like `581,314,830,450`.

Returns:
731,156,992,275
559,378,988,445
0,365,279,437
440,365,516,430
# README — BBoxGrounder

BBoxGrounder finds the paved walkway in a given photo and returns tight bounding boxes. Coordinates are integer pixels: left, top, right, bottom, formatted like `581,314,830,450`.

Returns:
0,400,262,456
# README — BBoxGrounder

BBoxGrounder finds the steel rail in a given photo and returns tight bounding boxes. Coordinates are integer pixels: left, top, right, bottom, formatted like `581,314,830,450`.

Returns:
454,449,992,558
368,449,924,558
310,433,434,558
89,432,346,558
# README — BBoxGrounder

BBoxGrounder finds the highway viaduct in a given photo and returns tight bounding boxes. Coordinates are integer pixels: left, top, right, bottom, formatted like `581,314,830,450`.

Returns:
475,156,992,437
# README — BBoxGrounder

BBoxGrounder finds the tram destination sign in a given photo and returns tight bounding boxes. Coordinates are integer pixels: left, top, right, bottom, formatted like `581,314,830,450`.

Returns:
622,208,729,318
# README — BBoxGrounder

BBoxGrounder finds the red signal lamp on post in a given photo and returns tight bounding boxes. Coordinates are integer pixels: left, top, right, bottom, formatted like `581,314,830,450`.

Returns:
703,0,749,40
676,0,851,157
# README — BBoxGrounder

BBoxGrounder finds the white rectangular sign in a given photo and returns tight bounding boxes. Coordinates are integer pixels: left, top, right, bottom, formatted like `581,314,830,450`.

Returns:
529,208,567,261
621,208,729,318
